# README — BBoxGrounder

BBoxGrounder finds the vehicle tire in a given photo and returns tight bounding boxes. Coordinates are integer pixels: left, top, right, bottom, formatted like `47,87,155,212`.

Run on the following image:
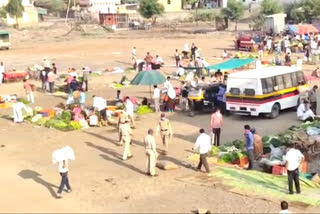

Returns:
269,103,280,119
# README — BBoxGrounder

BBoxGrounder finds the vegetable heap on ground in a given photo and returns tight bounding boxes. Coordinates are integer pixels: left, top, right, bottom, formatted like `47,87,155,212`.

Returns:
136,105,153,115
25,108,82,131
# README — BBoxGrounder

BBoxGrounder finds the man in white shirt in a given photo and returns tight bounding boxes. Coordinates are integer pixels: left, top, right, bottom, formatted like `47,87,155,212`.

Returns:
12,98,29,123
255,57,262,69
285,143,304,194
164,76,172,89
156,55,164,65
296,57,303,69
0,61,5,85
92,95,107,122
193,128,211,173
297,100,315,121
153,85,160,112
57,159,71,198
125,97,135,127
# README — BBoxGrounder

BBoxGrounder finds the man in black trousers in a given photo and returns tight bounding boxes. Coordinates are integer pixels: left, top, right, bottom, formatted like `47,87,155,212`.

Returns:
285,143,304,194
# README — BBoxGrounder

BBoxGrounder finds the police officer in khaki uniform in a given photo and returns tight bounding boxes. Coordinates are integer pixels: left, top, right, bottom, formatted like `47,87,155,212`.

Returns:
156,113,173,155
118,110,129,145
120,121,133,160
144,129,158,176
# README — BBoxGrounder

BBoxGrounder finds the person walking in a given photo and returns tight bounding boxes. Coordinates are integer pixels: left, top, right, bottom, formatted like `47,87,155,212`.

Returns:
82,67,89,92
193,128,211,173
180,83,189,111
175,49,180,67
156,113,173,155
120,120,133,160
210,108,223,146
47,69,56,93
153,85,160,112
79,89,86,109
309,85,318,114
244,125,255,170
144,129,158,177
118,110,129,145
0,62,5,85
125,97,135,128
40,69,47,92
56,159,72,198
52,63,57,75
285,143,304,195
23,79,34,103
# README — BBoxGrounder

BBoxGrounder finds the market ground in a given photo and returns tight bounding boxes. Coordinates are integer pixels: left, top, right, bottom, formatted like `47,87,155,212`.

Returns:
0,29,319,213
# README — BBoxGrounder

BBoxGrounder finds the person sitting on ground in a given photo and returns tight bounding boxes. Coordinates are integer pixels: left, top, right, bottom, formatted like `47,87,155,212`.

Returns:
70,76,79,93
142,97,148,106
280,201,291,214
222,50,228,59
88,110,98,127
297,99,315,121
115,90,123,103
312,67,320,78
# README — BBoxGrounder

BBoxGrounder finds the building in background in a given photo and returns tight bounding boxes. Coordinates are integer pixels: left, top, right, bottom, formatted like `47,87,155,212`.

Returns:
158,0,182,12
265,13,287,34
0,0,39,26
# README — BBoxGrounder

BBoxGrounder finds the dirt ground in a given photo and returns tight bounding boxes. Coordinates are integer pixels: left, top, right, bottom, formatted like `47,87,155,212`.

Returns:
0,28,320,213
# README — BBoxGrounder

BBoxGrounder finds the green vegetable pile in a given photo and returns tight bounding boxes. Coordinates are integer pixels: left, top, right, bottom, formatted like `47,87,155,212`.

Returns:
19,98,30,105
136,105,153,115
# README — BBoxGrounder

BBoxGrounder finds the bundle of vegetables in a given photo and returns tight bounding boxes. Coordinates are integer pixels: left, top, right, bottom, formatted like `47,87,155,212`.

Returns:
58,110,72,122
44,119,74,131
219,151,247,164
209,146,219,157
19,98,30,105
136,105,153,115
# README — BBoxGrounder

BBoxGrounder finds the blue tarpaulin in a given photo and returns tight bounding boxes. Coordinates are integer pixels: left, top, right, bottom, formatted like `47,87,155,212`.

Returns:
206,58,254,71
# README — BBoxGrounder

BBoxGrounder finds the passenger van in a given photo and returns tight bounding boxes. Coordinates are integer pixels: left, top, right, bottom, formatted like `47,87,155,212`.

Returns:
226,66,306,118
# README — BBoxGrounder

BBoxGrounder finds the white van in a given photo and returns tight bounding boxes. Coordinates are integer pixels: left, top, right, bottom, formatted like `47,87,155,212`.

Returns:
226,66,306,118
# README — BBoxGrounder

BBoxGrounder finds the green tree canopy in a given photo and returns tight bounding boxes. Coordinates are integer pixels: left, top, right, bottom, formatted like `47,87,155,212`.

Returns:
260,0,283,15
222,0,244,31
4,0,24,27
34,0,66,13
285,0,320,23
138,0,164,23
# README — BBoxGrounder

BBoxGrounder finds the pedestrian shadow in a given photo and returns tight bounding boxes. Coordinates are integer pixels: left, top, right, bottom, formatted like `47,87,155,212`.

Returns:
18,169,59,198
83,131,119,146
85,141,122,160
158,155,194,170
100,154,146,176
173,133,196,144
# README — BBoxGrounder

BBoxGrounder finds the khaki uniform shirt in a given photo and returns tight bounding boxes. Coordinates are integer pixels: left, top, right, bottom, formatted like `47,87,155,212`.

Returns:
144,135,156,150
120,123,132,137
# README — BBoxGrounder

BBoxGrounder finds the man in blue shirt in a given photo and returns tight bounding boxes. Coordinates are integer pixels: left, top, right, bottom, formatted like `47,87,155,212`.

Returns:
244,125,255,170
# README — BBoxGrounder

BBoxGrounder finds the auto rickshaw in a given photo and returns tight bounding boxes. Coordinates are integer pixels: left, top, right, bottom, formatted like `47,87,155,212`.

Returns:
187,83,225,117
0,31,10,50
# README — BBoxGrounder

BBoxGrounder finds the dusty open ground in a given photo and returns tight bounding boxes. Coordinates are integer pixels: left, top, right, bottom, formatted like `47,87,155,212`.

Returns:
0,28,320,213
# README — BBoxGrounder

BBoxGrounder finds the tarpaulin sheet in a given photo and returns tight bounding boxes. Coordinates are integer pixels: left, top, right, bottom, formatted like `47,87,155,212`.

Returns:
288,24,320,35
211,166,320,206
206,58,254,71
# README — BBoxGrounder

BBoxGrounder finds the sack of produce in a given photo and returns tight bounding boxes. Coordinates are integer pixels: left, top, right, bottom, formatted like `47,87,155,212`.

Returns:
156,160,179,170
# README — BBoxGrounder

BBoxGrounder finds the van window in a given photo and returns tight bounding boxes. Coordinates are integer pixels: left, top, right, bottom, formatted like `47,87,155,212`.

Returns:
230,88,240,95
296,71,305,83
244,88,255,96
291,72,298,86
284,74,293,88
261,77,274,94
275,75,285,90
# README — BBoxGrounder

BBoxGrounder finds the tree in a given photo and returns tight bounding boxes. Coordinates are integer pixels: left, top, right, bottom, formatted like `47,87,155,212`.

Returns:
222,0,244,31
4,0,24,28
260,0,283,16
284,0,320,24
138,0,164,24
34,0,67,14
